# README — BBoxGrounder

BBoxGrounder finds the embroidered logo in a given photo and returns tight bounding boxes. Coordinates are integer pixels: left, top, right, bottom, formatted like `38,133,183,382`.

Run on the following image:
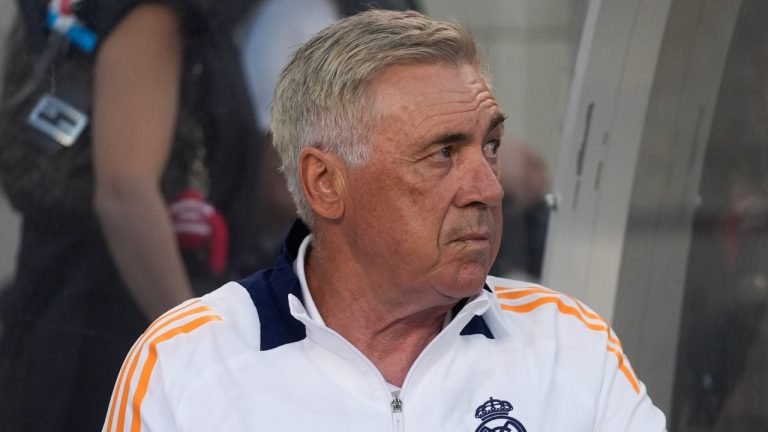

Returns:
474,397,527,432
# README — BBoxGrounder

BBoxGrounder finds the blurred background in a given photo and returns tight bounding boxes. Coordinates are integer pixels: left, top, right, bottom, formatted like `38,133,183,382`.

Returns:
1,0,766,431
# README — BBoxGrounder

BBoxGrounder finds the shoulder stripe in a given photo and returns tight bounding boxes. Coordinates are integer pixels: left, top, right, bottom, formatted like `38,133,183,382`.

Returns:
496,287,557,300
130,314,223,432
115,305,214,432
106,333,141,432
106,300,220,432
607,345,640,393
571,297,602,322
571,299,623,350
106,300,202,431
494,287,640,394
500,296,608,334
496,289,621,347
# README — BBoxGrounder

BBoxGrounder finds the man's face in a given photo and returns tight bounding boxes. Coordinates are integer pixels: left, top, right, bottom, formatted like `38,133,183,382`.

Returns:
343,63,505,306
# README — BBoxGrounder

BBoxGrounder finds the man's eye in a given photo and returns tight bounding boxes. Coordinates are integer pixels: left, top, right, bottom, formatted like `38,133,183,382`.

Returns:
431,146,453,161
483,140,500,159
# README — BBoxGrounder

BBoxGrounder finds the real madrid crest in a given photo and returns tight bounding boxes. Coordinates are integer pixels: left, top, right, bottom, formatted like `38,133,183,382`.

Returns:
473,397,527,432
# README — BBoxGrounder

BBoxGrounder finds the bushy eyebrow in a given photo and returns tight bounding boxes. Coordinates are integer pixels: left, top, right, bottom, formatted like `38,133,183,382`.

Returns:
488,113,507,135
428,112,507,146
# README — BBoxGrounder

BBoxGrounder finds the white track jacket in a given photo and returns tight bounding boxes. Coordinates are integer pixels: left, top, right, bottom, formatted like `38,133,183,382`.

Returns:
102,222,666,432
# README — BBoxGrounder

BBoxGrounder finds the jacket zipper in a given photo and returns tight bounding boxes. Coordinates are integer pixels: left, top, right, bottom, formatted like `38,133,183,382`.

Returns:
388,306,478,432
296,316,407,429
293,294,487,432
391,395,404,431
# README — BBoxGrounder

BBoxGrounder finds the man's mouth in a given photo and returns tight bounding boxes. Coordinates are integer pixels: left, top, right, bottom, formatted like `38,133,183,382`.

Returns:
455,231,492,244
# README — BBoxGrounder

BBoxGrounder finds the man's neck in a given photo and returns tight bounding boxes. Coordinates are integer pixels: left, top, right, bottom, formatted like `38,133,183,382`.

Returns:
304,242,453,387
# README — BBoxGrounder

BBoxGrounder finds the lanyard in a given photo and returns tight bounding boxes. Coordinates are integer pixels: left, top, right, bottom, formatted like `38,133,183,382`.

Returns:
47,0,97,52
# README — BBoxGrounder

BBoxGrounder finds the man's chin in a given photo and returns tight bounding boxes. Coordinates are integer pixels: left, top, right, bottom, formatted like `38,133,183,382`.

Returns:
450,263,491,296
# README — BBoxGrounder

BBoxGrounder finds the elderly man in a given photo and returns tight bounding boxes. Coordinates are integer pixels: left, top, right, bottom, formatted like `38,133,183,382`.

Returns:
103,10,666,432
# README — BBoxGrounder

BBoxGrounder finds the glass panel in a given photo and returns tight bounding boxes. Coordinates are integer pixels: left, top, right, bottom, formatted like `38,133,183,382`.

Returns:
671,0,768,429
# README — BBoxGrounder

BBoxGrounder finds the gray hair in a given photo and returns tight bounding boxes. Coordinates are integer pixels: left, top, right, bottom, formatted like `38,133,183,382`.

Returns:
271,9,486,224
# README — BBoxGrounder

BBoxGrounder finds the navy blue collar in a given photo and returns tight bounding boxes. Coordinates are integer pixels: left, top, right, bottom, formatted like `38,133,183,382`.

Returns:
239,220,493,350
456,287,495,339
239,220,308,350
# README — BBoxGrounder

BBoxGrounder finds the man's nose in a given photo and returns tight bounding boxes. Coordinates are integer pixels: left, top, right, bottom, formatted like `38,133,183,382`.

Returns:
455,151,504,208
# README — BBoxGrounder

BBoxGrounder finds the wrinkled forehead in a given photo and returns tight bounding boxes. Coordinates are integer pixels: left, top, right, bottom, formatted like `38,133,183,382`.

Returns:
368,61,491,100
368,62,499,129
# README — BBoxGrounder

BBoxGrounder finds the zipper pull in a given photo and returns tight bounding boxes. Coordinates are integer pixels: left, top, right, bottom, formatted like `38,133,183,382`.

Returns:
391,395,404,431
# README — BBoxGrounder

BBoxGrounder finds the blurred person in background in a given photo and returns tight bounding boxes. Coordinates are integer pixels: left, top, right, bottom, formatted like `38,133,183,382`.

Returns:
0,1,260,430
491,140,550,281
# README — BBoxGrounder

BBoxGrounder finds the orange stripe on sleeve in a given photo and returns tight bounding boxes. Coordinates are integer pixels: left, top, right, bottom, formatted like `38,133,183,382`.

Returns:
495,287,557,300
113,304,212,432
130,314,223,432
607,345,640,394
567,299,623,349
571,298,603,323
499,293,624,348
105,339,141,432
498,290,640,395
106,300,202,432
500,296,609,333
605,328,623,350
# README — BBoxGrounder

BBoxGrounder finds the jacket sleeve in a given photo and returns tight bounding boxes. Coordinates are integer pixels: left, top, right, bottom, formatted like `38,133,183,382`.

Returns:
102,298,224,431
592,330,667,432
101,337,179,432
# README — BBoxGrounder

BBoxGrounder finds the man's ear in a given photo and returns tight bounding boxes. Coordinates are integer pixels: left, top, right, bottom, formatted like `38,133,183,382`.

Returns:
299,147,346,220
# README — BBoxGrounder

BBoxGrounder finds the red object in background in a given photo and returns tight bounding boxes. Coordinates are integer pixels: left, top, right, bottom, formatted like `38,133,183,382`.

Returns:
60,0,73,15
170,188,229,275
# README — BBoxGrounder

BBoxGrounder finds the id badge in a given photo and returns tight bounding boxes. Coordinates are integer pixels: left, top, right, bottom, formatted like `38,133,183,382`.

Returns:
27,93,89,148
